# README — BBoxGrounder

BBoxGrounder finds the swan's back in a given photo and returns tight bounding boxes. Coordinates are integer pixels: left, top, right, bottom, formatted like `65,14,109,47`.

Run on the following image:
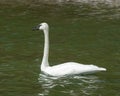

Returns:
43,62,106,76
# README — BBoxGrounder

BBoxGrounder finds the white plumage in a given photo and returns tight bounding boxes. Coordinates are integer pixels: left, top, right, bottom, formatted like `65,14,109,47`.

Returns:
33,22,106,77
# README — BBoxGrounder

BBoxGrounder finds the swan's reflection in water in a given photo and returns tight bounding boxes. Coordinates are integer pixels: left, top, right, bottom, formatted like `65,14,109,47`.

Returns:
38,74,103,96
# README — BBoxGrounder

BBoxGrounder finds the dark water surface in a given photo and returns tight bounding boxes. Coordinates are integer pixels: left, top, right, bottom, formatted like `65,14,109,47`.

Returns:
0,1,120,96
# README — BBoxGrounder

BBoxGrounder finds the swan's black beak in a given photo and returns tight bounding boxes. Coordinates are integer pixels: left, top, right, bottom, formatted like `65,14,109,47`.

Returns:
32,25,40,31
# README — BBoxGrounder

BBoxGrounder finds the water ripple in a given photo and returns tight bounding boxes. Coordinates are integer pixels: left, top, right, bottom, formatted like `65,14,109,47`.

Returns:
38,74,103,96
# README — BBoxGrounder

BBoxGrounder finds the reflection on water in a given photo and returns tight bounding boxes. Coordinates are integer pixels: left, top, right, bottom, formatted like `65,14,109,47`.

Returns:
38,74,103,96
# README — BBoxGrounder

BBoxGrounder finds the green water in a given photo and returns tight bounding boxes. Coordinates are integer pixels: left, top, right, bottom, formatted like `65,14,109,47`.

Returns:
0,2,120,96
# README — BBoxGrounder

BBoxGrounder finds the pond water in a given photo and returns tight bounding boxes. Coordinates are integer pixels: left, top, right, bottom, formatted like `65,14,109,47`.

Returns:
0,1,120,96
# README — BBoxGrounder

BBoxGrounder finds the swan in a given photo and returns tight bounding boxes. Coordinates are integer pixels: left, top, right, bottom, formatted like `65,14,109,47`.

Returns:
33,22,106,77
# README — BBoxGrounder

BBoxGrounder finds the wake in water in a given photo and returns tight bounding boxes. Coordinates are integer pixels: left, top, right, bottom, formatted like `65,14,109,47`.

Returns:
38,73,105,96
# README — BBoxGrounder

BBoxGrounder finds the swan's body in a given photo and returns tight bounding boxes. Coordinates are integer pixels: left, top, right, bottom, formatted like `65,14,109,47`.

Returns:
33,22,106,77
41,62,106,76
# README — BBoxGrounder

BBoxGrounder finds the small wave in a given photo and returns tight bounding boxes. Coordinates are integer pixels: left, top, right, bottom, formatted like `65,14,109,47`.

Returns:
38,73,104,96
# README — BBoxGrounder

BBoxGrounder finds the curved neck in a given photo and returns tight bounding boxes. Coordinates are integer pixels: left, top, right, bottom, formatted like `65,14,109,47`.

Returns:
41,29,49,70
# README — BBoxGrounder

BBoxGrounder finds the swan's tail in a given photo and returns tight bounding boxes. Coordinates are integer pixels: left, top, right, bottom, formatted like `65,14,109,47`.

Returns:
89,67,107,74
90,65,107,71
90,65,107,72
98,67,107,71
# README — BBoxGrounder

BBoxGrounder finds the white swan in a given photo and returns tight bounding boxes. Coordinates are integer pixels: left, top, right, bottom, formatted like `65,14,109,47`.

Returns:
33,22,106,77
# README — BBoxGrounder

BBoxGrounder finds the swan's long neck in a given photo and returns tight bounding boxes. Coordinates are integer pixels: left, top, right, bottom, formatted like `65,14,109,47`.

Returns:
41,29,49,70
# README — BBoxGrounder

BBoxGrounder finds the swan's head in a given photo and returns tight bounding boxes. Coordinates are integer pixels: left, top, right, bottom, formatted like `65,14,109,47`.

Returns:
33,22,49,31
